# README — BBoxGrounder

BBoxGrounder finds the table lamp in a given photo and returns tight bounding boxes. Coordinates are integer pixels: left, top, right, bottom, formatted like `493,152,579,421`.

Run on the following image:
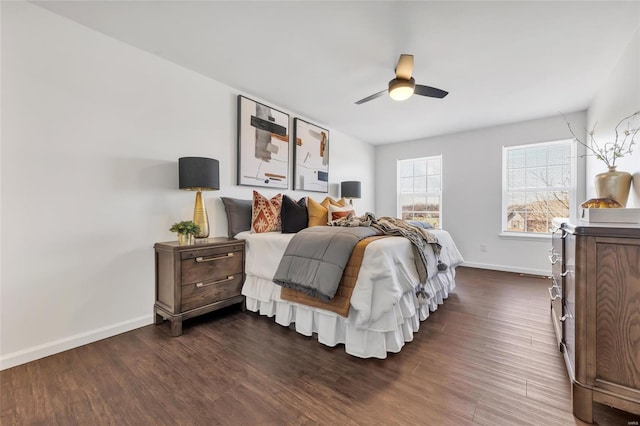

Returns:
341,181,361,206
179,157,220,238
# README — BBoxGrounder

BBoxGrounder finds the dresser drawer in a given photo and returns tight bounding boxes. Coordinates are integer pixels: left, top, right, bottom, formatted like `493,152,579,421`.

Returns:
181,274,244,312
181,245,244,285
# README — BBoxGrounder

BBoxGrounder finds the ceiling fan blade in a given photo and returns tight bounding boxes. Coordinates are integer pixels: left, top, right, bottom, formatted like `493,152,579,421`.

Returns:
355,89,387,105
395,54,414,80
414,84,449,99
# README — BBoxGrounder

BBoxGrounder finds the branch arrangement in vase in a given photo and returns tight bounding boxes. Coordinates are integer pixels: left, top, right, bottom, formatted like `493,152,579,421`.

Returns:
565,111,639,170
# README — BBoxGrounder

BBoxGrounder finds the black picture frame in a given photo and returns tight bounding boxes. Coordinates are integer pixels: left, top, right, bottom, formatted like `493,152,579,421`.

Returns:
292,118,329,192
237,95,290,189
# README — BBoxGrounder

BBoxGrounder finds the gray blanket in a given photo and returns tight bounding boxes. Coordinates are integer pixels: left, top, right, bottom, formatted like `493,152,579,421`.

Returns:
272,226,379,301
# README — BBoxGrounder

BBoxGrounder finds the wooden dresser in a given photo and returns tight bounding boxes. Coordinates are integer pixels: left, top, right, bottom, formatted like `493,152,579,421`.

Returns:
154,238,245,336
558,222,640,422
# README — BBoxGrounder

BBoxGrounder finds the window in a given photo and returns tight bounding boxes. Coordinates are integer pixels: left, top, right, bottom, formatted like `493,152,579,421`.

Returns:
502,140,575,235
398,155,442,228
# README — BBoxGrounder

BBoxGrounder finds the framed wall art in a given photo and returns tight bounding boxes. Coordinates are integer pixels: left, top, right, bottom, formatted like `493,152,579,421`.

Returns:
237,95,290,189
292,118,329,192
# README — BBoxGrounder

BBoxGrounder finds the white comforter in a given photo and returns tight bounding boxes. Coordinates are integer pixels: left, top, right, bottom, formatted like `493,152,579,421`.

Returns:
236,229,463,328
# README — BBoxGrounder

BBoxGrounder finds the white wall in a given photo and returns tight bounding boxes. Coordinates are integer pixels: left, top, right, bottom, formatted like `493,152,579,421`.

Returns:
375,112,587,276
587,29,640,208
0,2,375,369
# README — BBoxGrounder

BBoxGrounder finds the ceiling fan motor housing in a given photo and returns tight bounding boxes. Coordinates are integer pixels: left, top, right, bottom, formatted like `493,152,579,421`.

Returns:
388,77,416,101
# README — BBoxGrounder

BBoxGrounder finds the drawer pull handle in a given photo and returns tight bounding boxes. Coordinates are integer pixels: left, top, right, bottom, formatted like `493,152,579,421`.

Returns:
195,253,234,263
560,313,573,322
548,286,561,301
195,276,235,288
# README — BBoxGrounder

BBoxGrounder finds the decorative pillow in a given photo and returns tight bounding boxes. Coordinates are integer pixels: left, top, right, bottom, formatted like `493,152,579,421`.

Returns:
308,197,347,226
307,198,327,227
331,210,354,220
281,195,308,233
221,197,253,238
407,220,434,229
327,204,355,220
320,196,346,210
251,191,283,233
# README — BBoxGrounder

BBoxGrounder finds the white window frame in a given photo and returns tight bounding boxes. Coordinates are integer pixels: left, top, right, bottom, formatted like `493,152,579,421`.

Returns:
397,155,443,229
501,139,576,238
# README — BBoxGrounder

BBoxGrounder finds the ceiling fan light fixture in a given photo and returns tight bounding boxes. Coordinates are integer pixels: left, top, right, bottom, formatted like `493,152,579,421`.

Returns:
354,55,448,105
388,77,415,101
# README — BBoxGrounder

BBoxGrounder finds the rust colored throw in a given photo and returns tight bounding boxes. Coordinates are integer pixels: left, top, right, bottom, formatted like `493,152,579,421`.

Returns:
280,235,391,317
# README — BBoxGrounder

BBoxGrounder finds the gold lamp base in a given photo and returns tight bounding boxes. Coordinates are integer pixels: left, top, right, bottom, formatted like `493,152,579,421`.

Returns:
193,191,209,238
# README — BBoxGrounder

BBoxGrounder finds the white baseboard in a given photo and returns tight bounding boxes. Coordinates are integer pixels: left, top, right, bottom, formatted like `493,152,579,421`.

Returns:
0,314,153,371
461,261,550,277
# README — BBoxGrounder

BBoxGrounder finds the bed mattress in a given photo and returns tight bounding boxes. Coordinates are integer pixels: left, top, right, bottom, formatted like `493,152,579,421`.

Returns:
235,228,463,358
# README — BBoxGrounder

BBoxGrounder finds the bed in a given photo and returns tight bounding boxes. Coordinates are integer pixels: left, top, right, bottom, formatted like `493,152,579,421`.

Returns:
235,227,463,359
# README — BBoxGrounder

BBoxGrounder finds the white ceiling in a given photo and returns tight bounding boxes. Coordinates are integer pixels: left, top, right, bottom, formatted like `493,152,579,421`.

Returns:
33,1,640,145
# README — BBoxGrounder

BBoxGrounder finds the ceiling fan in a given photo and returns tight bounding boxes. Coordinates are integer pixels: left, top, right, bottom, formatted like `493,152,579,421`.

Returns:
355,54,449,105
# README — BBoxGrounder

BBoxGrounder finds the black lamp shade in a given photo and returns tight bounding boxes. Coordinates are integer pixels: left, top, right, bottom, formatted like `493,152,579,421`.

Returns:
341,181,361,199
179,157,220,191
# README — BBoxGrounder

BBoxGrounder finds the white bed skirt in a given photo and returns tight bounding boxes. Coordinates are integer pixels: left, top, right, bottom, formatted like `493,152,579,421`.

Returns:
242,266,457,359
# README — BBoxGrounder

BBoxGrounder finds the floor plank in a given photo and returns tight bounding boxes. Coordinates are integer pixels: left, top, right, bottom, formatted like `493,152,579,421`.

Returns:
2,267,639,425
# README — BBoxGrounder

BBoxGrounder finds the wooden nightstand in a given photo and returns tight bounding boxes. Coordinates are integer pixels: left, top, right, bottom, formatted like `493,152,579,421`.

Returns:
154,238,245,336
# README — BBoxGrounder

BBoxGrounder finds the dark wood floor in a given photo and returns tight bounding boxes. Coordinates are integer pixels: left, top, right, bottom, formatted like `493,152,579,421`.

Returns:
2,267,639,425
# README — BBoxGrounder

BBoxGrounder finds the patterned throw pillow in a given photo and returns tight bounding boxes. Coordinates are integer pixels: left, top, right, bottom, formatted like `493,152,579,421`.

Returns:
251,191,283,233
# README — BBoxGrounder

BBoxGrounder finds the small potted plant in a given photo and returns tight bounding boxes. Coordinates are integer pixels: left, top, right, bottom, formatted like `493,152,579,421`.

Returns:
169,220,201,246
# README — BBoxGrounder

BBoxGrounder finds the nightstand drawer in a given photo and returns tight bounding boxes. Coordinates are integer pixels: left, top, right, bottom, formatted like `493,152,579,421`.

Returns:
180,244,243,261
181,246,243,285
181,274,244,312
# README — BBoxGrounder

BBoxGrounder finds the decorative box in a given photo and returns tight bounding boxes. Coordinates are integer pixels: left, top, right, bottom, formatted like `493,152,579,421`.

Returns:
579,207,640,223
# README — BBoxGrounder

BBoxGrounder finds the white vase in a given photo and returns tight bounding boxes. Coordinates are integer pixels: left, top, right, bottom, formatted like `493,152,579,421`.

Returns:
594,166,632,207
